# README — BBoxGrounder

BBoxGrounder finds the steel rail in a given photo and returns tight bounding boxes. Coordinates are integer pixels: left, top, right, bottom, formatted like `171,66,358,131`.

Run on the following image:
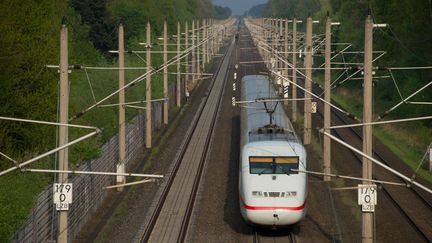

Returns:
139,37,233,243
304,81,432,241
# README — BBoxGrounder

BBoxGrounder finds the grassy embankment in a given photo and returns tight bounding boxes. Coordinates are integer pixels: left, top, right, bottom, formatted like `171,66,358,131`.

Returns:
0,20,181,243
313,74,432,183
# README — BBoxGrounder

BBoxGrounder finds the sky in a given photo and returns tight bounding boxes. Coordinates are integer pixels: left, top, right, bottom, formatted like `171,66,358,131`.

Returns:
212,0,268,15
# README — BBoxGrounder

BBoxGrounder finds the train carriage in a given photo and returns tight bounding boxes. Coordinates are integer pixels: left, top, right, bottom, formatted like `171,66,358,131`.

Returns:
239,75,307,227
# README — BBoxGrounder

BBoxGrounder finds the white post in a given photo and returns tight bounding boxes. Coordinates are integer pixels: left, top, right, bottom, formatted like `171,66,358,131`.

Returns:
304,16,313,145
163,19,168,124
117,22,126,189
176,20,181,107
146,21,152,148
58,21,69,243
362,12,374,243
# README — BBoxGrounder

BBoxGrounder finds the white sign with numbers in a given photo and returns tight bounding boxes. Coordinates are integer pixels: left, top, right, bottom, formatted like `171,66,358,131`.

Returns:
53,183,73,211
358,184,377,212
311,102,317,113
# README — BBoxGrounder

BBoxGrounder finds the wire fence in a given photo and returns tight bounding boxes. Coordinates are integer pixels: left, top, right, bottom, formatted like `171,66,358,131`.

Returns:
11,80,185,243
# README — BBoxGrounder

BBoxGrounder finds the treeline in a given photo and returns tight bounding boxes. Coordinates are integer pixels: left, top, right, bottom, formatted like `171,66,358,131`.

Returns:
0,0,230,167
247,3,267,17
0,0,230,241
261,0,432,126
70,0,231,53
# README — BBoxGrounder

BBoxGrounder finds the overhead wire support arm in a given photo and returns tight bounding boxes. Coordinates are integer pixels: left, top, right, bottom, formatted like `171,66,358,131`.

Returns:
22,168,163,179
321,130,432,195
377,80,432,120
67,29,219,122
0,129,101,176
292,169,408,187
329,116,432,130
0,116,98,130
271,70,356,119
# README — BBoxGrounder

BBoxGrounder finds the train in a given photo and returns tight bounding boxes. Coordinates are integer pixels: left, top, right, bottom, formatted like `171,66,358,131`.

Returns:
238,75,307,227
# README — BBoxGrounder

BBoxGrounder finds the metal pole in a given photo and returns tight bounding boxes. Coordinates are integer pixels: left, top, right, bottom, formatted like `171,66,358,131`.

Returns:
58,21,69,243
163,19,168,124
146,21,152,148
176,20,181,107
323,14,332,181
117,22,126,189
362,12,374,243
304,16,313,145
292,17,298,122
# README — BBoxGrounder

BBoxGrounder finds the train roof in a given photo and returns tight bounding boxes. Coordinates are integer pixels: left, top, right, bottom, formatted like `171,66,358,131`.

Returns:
241,75,301,144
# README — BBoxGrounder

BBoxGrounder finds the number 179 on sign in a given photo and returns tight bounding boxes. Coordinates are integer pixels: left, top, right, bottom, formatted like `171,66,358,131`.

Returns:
53,183,73,211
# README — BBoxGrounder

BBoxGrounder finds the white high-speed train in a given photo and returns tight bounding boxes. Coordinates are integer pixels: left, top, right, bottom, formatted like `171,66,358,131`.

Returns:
239,75,307,227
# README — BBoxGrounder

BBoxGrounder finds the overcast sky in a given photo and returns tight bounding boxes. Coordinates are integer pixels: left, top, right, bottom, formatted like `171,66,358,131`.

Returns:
212,0,268,15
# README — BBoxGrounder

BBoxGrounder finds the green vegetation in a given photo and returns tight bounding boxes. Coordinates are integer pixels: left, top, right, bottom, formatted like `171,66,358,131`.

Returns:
0,0,230,241
261,0,432,179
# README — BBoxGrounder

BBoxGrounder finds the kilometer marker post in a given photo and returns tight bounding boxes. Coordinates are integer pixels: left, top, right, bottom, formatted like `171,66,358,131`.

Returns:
58,20,69,243
117,22,126,189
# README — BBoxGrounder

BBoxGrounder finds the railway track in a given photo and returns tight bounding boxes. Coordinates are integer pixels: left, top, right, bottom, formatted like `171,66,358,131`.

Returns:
253,228,297,243
304,81,432,241
139,37,235,242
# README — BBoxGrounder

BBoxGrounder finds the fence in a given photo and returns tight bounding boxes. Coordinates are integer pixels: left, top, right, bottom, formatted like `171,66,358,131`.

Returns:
12,81,185,242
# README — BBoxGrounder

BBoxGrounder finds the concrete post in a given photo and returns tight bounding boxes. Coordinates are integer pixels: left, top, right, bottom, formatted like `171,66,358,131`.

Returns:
323,15,332,181
197,20,201,79
185,21,189,91
58,22,69,243
192,20,196,83
292,17,298,122
176,20,181,107
117,22,126,189
304,16,313,145
146,21,152,148
362,12,374,243
163,19,168,124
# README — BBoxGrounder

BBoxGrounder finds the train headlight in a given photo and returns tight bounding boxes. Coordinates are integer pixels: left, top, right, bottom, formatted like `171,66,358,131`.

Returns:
285,191,297,197
252,191,263,197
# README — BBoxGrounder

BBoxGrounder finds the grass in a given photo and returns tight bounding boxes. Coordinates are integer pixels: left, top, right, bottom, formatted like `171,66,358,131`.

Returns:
313,72,431,182
94,82,190,243
0,34,186,241
374,125,432,183
0,160,51,241
330,89,432,182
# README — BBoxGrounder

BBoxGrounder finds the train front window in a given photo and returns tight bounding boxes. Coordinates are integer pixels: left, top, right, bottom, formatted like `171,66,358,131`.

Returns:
249,156,299,175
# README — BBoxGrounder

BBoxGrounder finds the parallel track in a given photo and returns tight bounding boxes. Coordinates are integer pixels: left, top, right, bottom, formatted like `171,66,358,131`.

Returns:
301,80,432,241
140,38,235,242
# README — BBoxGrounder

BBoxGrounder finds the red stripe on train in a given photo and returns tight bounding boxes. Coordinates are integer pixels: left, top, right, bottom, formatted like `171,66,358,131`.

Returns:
240,197,305,211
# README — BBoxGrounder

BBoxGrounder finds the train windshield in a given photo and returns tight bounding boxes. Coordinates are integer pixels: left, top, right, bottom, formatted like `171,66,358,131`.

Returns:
249,156,299,175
